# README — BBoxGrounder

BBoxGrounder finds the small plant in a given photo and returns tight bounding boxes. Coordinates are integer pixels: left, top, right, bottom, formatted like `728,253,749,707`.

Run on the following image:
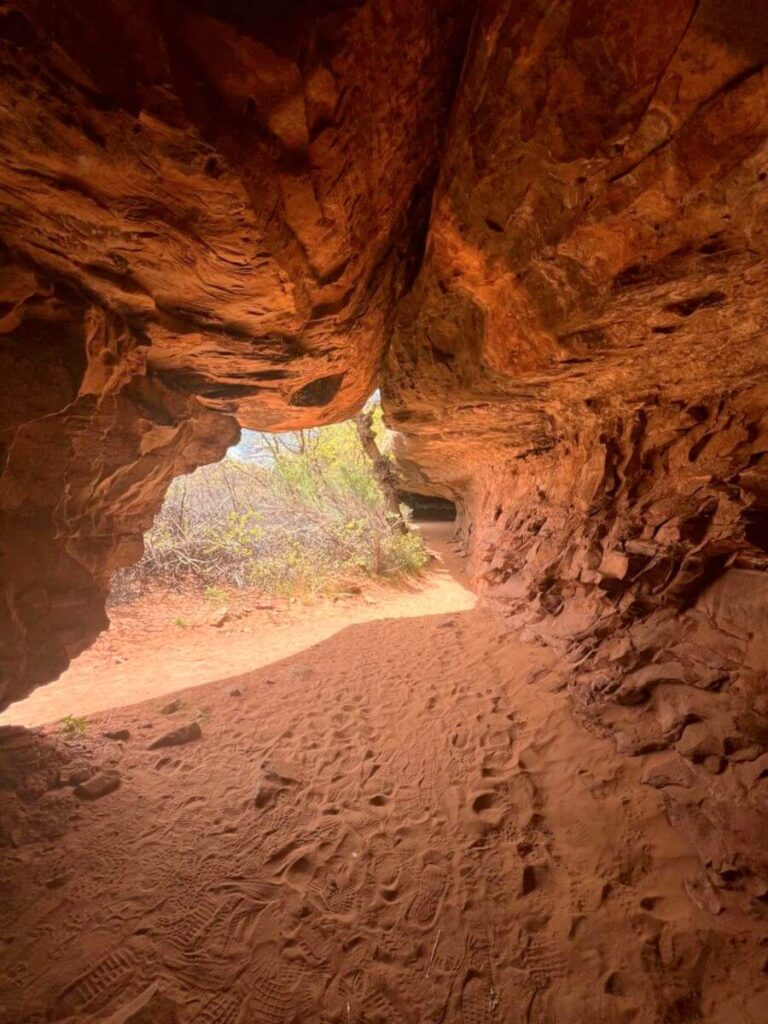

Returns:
173,618,187,628
203,584,226,605
60,714,86,736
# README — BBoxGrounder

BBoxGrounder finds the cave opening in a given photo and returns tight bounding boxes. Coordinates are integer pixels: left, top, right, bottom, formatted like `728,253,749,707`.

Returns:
2,414,465,727
1,1,768,1020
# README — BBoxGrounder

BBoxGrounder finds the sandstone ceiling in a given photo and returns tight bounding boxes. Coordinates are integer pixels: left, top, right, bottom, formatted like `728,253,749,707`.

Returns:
1,0,768,740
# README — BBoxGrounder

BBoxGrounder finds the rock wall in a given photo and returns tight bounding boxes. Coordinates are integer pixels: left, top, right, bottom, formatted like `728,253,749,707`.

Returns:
383,0,768,897
386,0,768,660
0,0,471,708
1,0,767,804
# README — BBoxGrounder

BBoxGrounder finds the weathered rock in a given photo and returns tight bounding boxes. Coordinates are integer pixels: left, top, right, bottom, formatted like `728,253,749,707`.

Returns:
104,729,131,742
0,0,766,884
61,765,96,787
676,722,724,763
261,760,302,786
617,662,687,705
148,722,202,750
74,769,121,800
0,0,472,709
160,699,182,715
641,756,695,789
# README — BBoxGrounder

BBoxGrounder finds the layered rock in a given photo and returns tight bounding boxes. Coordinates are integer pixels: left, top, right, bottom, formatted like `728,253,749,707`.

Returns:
386,0,768,672
0,0,470,707
384,0,768,898
1,0,767,891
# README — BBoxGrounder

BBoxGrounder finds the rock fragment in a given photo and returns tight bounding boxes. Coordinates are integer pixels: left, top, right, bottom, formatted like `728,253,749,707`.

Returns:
104,728,131,741
74,769,121,800
148,721,202,750
61,765,95,787
641,756,695,789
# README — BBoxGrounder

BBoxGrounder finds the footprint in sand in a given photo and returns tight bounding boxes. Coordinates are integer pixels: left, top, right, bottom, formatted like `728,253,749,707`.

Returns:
405,858,448,931
459,971,495,1024
51,946,140,1019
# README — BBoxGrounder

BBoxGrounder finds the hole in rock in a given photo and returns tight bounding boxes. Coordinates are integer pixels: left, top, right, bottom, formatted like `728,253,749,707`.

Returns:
3,10,768,1019
2,406,470,727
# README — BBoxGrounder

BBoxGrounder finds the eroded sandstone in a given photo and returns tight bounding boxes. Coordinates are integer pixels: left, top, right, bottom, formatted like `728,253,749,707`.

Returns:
0,0,767,915
0,0,471,706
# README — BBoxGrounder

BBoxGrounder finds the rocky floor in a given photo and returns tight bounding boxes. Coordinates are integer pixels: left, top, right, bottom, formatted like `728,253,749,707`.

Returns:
1,568,767,1023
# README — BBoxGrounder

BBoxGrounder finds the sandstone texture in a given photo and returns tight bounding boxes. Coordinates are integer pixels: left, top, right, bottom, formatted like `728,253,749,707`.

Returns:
0,0,470,705
0,0,767,883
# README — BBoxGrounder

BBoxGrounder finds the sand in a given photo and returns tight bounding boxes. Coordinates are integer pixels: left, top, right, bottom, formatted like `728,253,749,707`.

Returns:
0,527,765,1023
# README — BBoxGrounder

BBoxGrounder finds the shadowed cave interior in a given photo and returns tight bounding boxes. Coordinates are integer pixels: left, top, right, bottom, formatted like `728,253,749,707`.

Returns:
1,2,767,1022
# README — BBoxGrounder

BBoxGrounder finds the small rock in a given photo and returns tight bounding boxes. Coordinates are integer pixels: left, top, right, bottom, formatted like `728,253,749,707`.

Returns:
598,550,629,580
604,636,634,664
74,769,121,800
208,606,229,627
261,759,302,785
62,765,96,787
253,781,281,809
641,756,695,789
104,728,131,741
160,698,182,715
702,755,725,774
148,721,202,750
684,873,722,916
229,687,243,697
655,687,705,738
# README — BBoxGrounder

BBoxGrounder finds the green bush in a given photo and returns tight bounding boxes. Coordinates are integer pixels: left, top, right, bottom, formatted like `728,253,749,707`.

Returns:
111,411,428,602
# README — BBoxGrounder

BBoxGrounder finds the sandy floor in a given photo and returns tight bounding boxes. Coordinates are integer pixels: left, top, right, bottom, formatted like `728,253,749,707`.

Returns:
0,527,766,1023
1,524,475,729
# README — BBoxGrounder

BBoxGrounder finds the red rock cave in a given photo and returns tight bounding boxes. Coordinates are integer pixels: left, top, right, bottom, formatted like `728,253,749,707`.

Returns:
1,3,767,1021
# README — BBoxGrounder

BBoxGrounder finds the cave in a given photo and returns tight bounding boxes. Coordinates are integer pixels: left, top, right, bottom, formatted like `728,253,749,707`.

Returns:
398,491,457,522
1,2,767,1021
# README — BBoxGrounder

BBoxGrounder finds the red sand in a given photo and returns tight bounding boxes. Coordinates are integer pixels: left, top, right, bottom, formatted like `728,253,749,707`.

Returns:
1,527,765,1022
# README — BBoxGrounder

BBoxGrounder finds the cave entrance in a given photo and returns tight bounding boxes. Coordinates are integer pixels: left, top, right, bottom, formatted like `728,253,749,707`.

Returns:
398,490,457,522
0,412,471,727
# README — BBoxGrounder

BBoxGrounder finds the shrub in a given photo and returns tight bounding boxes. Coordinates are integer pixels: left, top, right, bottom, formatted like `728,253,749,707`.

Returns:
111,409,428,602
60,714,87,735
